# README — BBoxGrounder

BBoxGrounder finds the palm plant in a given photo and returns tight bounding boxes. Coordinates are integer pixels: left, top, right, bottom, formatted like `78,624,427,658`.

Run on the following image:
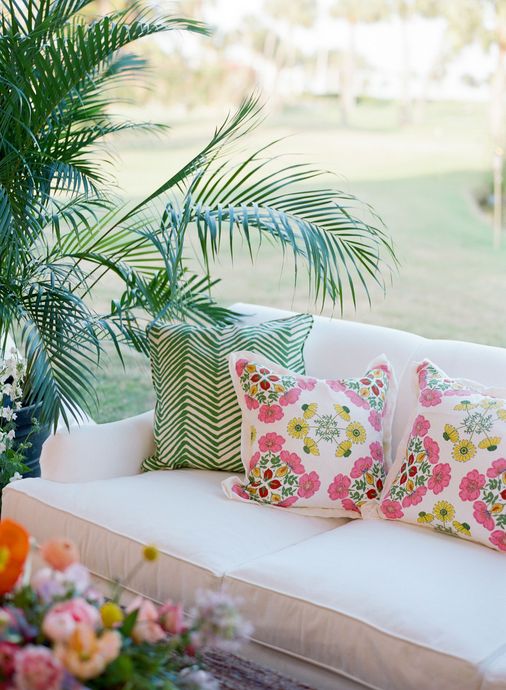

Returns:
0,0,396,432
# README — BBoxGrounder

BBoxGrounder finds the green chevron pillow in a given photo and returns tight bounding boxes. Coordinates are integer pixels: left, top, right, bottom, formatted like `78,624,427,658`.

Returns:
143,314,313,472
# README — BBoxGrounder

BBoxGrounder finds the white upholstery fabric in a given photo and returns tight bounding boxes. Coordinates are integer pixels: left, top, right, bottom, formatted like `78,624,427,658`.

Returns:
40,410,154,482
224,518,506,690
2,470,344,607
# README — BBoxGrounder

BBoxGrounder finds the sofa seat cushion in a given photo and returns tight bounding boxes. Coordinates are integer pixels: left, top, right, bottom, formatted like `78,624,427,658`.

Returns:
223,518,506,690
2,471,345,606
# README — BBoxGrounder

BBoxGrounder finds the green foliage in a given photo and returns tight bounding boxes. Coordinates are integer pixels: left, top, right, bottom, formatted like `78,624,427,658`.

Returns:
0,0,396,430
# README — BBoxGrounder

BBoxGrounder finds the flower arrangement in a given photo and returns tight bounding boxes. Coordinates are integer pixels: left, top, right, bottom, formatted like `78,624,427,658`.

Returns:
0,351,30,488
0,519,251,689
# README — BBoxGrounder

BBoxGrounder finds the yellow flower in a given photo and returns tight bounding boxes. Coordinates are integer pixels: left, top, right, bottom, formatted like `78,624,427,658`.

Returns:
417,512,434,524
443,424,459,442
275,465,289,477
302,403,318,419
415,452,425,464
250,426,257,444
406,479,414,493
452,440,476,462
453,401,471,411
497,409,506,422
346,422,366,444
251,467,261,479
365,473,374,486
100,602,124,628
335,440,352,458
55,624,121,680
250,384,259,396
245,364,257,373
491,503,504,515
274,384,285,394
287,418,309,439
271,493,282,503
360,387,369,398
143,545,158,562
452,521,471,536
480,398,502,409
303,437,320,456
334,404,350,421
434,500,455,523
478,437,501,451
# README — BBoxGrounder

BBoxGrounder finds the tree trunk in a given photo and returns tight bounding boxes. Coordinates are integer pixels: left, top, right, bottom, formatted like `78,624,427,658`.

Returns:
340,19,357,127
398,5,413,126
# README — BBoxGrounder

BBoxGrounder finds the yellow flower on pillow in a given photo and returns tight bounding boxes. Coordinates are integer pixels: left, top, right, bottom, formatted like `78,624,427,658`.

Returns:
303,437,320,456
443,424,459,442
334,404,350,421
434,501,455,523
346,422,366,444
452,440,476,462
417,512,434,524
478,437,501,451
287,418,309,439
335,440,352,457
452,521,471,536
302,403,318,419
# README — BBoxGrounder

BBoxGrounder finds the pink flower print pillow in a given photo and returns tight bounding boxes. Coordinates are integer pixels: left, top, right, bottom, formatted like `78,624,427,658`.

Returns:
380,359,506,552
222,351,396,518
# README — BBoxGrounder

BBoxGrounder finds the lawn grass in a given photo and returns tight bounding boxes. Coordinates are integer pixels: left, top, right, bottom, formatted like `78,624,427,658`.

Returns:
93,98,504,422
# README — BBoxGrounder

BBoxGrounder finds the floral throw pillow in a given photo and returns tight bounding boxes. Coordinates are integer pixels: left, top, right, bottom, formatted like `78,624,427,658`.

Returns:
222,351,396,518
380,360,506,552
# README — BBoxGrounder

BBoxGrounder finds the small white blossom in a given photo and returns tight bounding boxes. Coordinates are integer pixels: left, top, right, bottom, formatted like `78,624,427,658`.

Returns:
8,472,22,483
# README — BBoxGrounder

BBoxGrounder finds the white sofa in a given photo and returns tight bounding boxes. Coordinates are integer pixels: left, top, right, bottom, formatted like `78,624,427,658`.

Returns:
4,303,506,690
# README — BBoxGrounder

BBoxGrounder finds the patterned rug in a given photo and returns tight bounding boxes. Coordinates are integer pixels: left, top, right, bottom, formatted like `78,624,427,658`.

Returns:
203,651,315,690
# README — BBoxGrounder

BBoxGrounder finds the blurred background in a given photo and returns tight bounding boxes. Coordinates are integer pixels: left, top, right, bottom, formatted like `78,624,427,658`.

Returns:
92,0,506,420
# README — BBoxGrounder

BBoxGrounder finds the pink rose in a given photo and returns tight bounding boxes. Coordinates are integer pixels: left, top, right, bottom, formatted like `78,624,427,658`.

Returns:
489,530,506,551
298,377,317,391
279,388,301,407
473,501,495,532
43,598,100,643
258,433,284,454
232,485,250,501
0,641,17,680
381,499,404,520
427,463,451,495
14,645,63,690
459,469,486,501
420,388,442,407
350,456,373,479
159,601,184,635
258,404,284,424
326,379,345,393
402,486,427,507
341,498,361,514
412,415,430,437
245,395,259,410
368,410,381,432
278,496,298,508
328,474,351,501
345,389,369,409
279,450,305,475
369,441,383,463
487,458,506,479
127,597,166,644
248,452,260,471
297,471,321,499
235,359,248,377
423,436,440,464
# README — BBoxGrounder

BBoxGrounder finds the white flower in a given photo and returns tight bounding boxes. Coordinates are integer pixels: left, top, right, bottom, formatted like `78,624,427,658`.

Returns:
6,430,15,441
9,472,22,483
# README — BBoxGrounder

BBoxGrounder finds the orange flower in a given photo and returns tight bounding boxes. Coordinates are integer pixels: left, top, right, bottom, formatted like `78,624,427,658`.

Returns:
40,538,79,571
0,519,30,594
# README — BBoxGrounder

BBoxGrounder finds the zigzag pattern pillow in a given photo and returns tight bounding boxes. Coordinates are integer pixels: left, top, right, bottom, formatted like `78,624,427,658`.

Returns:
143,314,313,472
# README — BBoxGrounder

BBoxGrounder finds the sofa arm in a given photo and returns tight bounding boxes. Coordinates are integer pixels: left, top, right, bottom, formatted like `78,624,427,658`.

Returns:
40,410,155,483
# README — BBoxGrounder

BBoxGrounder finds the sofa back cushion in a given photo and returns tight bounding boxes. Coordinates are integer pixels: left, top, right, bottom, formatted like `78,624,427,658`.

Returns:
232,304,506,464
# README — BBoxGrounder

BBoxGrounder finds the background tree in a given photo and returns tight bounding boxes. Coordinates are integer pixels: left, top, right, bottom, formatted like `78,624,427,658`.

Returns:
330,0,390,125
